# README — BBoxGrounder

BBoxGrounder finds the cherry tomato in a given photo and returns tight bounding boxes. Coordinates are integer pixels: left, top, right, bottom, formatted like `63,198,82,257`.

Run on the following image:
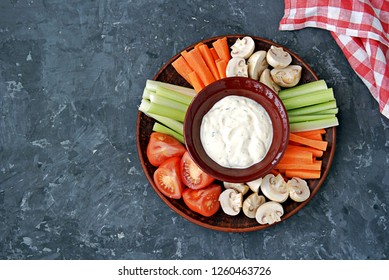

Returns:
147,132,186,167
180,151,214,189
153,157,183,199
182,184,221,217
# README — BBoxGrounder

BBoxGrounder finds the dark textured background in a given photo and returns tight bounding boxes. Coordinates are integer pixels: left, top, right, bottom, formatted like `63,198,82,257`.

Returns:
0,0,388,260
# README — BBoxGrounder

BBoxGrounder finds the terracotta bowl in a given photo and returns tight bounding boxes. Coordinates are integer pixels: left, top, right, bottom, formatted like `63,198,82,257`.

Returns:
184,77,289,183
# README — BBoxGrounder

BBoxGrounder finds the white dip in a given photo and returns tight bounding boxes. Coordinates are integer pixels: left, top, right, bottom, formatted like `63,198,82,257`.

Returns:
200,95,273,169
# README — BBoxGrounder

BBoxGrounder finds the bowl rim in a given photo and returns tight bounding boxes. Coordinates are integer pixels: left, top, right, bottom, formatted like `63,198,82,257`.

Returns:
183,77,290,183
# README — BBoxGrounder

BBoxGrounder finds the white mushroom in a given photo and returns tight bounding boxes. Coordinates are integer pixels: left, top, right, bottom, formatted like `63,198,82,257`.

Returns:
223,182,249,195
270,65,302,88
247,50,268,80
246,177,262,193
255,201,284,225
243,193,266,218
230,36,255,59
226,57,248,78
266,46,292,69
287,177,311,202
260,173,289,203
259,68,281,93
219,189,243,216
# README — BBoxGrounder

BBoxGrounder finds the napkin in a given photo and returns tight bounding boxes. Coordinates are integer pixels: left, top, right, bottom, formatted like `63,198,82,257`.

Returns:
279,0,389,119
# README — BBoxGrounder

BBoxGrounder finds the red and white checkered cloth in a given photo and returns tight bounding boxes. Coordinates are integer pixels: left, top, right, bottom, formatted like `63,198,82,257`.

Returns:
279,0,389,119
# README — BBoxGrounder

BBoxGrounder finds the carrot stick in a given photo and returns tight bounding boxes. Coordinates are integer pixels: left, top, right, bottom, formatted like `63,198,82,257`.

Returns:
181,48,216,86
198,44,220,80
172,56,194,86
296,129,326,136
276,160,322,171
188,71,205,93
286,145,324,158
289,133,328,151
294,132,323,141
285,169,321,179
278,150,314,164
212,37,231,62
215,59,227,79
210,47,220,60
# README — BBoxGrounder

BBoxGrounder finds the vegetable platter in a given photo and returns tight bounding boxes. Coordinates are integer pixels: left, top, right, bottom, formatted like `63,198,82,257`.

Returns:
136,35,336,232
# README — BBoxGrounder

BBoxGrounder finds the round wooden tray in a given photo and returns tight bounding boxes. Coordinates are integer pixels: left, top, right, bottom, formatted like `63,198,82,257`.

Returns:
136,35,336,232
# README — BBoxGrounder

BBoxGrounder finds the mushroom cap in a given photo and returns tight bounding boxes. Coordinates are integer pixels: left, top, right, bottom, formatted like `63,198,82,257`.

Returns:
219,189,243,216
259,68,281,93
270,65,302,88
223,182,250,195
243,193,266,219
255,201,284,225
226,57,248,78
287,177,311,202
247,50,268,80
266,45,292,69
230,36,255,59
246,177,262,193
260,173,289,203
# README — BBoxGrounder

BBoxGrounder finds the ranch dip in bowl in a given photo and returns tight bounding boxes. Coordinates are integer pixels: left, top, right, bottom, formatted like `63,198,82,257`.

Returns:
184,77,289,183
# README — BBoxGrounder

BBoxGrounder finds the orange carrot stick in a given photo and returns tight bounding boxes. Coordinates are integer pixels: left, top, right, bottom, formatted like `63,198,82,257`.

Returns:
181,48,216,86
212,37,231,62
210,47,220,60
188,71,205,93
172,56,194,86
286,145,324,158
289,133,328,151
198,44,220,80
276,160,322,171
285,169,321,179
215,59,227,79
294,132,323,141
278,150,314,164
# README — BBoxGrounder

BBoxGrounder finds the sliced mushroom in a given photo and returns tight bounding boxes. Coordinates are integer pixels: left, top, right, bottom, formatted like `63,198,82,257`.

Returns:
226,57,248,78
247,50,268,80
243,193,266,218
246,177,262,193
270,65,302,88
223,182,249,195
287,177,311,202
230,36,255,59
266,45,292,69
260,173,289,203
259,68,281,93
255,201,284,225
219,189,243,216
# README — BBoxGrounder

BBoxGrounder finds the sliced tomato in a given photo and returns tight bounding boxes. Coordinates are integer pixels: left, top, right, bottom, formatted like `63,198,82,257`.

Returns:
147,132,186,167
182,184,221,217
153,157,184,199
180,152,214,189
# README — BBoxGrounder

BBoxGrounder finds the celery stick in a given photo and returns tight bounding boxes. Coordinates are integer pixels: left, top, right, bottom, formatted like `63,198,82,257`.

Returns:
282,88,334,110
149,92,189,112
146,80,196,98
147,112,183,135
313,108,339,115
287,100,337,116
139,99,185,122
289,114,336,123
156,86,193,106
153,122,185,144
278,80,328,100
142,88,151,100
289,117,339,132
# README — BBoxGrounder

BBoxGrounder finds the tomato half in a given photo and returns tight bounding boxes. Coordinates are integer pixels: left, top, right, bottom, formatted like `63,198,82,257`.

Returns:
180,151,214,189
182,184,222,217
153,157,184,199
146,132,186,167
